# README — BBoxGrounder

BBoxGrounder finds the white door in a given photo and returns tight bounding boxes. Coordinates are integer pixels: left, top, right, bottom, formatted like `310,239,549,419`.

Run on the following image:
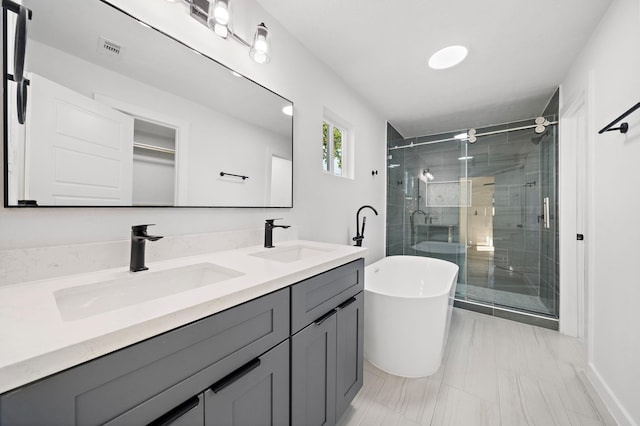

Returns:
25,73,134,205
559,93,589,339
269,156,292,206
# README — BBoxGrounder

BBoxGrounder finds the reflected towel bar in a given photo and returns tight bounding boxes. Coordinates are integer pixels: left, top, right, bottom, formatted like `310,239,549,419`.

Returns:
220,172,249,180
599,102,640,134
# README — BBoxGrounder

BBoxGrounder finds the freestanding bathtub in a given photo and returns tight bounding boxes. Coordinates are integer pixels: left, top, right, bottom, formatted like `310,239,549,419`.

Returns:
364,256,459,377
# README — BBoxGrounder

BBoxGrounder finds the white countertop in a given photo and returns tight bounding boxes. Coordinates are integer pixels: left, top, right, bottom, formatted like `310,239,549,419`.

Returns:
0,240,367,394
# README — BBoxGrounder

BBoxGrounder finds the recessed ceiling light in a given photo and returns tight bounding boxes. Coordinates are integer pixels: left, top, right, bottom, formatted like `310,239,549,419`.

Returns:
428,45,468,70
282,105,293,116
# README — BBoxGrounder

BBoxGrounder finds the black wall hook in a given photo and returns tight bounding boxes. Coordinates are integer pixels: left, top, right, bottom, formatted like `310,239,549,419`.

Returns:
371,170,378,176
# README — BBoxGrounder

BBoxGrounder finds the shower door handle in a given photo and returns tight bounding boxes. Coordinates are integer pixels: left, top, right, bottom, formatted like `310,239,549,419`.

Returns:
543,197,550,229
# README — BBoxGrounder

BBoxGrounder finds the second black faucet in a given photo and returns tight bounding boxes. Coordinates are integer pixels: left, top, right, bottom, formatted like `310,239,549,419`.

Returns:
130,224,163,272
264,219,290,248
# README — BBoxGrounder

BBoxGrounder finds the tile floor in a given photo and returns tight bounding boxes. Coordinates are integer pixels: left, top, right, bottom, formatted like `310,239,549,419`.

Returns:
339,308,616,426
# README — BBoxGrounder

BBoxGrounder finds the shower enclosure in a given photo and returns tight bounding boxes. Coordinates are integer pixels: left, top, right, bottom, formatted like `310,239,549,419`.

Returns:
386,102,559,326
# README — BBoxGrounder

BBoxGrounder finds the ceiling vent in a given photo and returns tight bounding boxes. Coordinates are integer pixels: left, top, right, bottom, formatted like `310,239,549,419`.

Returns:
97,37,122,56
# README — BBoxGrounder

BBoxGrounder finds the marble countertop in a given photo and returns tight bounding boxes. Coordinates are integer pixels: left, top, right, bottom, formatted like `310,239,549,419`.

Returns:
0,240,367,394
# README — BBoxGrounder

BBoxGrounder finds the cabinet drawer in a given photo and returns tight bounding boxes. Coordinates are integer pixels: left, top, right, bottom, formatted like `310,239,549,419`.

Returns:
291,258,364,334
0,288,289,426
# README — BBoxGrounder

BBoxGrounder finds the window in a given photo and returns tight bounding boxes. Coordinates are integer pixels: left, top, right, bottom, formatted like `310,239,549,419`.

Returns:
322,120,345,176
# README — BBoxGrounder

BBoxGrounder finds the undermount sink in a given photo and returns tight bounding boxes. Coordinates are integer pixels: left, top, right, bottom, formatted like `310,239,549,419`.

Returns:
250,245,333,263
54,263,244,321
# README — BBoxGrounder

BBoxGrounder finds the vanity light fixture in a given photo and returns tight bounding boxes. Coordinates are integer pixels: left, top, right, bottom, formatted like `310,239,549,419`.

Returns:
179,0,271,64
249,22,270,64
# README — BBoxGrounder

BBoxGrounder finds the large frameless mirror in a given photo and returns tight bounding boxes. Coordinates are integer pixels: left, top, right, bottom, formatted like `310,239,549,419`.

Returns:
3,0,293,207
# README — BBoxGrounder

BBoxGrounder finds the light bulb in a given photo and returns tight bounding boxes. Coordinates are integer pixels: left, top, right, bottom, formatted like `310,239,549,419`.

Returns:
254,37,268,53
214,23,228,38
213,0,229,25
250,23,270,64
251,51,267,64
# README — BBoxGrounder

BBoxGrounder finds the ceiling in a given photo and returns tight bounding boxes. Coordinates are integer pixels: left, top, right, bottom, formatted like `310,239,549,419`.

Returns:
257,0,612,138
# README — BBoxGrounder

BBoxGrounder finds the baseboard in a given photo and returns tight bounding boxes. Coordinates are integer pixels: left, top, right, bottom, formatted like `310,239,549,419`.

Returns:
586,363,637,425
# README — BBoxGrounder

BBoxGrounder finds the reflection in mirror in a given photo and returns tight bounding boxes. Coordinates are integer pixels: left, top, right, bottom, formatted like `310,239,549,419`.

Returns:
3,0,293,207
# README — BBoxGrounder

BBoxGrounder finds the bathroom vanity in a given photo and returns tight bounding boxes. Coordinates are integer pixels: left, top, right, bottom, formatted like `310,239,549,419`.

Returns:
0,241,366,425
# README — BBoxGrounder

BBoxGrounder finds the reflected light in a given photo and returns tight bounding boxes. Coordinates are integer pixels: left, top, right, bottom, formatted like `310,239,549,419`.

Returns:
454,132,468,140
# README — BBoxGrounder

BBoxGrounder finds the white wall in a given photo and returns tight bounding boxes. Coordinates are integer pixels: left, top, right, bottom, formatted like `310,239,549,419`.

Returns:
561,0,640,423
1,0,386,263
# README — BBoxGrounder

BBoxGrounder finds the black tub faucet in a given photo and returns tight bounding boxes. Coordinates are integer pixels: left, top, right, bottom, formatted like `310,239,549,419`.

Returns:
264,219,291,248
130,224,163,272
353,205,378,247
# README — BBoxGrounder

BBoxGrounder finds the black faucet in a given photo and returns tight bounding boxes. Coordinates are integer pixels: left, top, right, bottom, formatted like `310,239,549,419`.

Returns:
353,205,378,247
264,219,291,248
130,224,163,272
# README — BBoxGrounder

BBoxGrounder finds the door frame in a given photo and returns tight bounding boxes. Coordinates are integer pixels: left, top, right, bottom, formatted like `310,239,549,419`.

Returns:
93,93,190,206
559,80,594,345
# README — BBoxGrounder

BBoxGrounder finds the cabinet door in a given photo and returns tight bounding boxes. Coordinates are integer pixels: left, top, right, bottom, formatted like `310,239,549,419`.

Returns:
335,292,364,420
291,310,337,426
204,340,289,426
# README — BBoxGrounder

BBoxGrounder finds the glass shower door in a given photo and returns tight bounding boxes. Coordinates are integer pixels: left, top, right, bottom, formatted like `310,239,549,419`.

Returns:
462,123,558,318
385,117,559,320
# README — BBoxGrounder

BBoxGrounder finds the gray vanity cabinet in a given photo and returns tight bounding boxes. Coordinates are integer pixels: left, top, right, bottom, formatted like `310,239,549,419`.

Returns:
0,258,365,426
204,339,289,426
290,259,365,426
0,288,289,426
